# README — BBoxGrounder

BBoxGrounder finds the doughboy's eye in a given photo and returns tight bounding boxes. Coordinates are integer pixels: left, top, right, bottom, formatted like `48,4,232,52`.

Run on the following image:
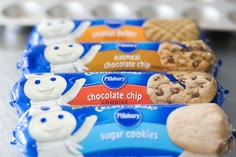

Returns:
68,44,73,48
54,46,59,50
34,80,41,85
41,106,50,111
50,77,56,81
60,20,65,24
58,114,64,119
40,118,47,123
47,22,51,26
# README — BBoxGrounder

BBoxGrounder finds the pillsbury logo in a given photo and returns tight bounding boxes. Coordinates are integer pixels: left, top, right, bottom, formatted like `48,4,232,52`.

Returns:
115,108,142,128
105,19,123,29
117,43,138,54
102,73,126,90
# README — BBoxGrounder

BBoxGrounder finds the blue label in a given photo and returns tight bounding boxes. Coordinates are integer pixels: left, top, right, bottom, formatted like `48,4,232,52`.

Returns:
105,19,124,29
115,108,142,128
117,43,138,54
102,73,126,90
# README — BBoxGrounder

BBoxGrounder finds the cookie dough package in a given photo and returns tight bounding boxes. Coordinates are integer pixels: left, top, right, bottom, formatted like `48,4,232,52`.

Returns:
11,104,234,157
27,18,201,48
9,72,225,116
18,40,216,74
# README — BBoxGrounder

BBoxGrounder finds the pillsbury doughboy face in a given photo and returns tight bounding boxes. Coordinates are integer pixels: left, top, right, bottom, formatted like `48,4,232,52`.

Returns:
28,107,76,142
44,43,84,64
24,74,67,101
37,19,75,38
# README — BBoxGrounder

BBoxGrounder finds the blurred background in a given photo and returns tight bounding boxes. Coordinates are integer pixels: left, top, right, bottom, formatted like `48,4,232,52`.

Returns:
0,0,235,156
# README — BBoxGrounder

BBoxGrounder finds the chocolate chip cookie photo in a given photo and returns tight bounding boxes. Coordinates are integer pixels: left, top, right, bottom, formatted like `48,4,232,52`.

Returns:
146,72,217,104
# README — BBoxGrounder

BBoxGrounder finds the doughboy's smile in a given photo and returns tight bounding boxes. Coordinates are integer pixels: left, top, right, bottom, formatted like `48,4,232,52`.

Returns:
39,86,55,94
44,124,63,132
58,51,73,57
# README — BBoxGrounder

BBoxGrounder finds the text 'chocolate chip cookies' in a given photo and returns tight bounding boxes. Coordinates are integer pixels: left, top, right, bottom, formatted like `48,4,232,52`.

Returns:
143,19,200,42
167,104,233,156
158,40,216,72
146,72,217,104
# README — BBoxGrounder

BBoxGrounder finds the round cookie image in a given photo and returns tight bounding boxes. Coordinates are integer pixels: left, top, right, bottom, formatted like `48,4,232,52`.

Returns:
143,19,200,42
179,151,222,157
158,40,216,72
167,104,233,156
146,72,217,104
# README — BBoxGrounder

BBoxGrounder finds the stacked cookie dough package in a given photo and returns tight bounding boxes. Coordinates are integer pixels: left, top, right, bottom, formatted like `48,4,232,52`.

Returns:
9,18,235,157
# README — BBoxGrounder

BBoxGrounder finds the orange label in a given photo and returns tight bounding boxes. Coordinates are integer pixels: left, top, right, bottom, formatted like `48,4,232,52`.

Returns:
86,50,163,71
69,85,153,106
77,26,147,42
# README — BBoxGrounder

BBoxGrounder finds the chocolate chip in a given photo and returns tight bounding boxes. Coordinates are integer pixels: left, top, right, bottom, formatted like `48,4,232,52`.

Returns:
199,47,206,51
155,89,164,96
192,92,200,98
171,48,177,52
190,53,197,59
205,65,212,73
167,56,175,63
203,54,211,60
185,47,192,52
163,47,170,51
154,75,160,81
179,79,185,84
171,87,180,94
191,75,197,80
167,99,172,104
205,76,212,81
192,60,201,67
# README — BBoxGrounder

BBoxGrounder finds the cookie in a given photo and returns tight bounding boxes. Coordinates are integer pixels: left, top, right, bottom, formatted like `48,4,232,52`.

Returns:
179,151,220,157
158,40,216,72
146,72,217,104
167,104,233,155
143,19,200,42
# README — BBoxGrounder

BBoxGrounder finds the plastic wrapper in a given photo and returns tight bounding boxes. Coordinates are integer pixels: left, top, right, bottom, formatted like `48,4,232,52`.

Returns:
18,40,216,74
9,72,225,116
11,104,234,157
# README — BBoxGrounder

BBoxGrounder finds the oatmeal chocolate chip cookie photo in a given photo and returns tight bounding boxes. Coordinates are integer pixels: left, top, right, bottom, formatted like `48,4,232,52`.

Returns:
146,72,217,104
158,40,216,72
